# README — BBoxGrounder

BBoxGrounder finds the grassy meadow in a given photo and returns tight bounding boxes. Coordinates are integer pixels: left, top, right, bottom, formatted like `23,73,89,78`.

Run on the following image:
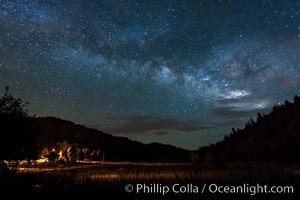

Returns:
1,161,299,199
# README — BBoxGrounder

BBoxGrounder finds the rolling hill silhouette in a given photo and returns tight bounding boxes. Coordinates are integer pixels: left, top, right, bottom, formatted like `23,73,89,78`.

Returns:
198,95,300,164
0,87,190,162
2,86,300,164
30,117,190,162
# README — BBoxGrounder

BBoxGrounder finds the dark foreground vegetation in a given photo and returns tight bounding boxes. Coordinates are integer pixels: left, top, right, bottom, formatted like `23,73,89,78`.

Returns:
1,162,300,199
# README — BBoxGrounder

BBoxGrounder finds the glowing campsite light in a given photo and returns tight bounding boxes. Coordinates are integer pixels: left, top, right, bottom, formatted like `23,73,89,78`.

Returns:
36,157,49,164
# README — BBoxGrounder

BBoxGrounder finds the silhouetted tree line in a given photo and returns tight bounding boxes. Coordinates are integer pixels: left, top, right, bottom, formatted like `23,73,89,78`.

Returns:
0,87,36,160
198,95,300,165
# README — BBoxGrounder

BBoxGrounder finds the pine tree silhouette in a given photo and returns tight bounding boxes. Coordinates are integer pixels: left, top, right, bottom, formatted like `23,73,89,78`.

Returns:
198,95,300,164
0,87,35,160
0,86,28,117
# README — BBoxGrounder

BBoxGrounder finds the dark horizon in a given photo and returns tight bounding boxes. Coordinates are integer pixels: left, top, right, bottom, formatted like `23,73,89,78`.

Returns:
1,0,300,149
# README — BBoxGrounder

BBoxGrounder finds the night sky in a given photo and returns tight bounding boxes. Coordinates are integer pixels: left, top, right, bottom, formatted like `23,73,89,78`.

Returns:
1,0,300,150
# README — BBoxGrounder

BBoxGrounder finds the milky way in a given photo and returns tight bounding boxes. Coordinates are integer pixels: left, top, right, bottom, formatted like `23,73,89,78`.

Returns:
1,0,300,149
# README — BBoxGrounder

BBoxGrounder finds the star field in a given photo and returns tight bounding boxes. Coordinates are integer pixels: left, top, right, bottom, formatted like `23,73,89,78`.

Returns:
1,0,300,149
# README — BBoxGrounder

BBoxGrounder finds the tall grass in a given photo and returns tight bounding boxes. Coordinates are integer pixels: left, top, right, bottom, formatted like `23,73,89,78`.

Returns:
1,163,299,199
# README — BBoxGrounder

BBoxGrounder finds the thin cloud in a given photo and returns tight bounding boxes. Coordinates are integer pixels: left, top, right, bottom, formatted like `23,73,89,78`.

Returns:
212,107,267,118
105,115,211,135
